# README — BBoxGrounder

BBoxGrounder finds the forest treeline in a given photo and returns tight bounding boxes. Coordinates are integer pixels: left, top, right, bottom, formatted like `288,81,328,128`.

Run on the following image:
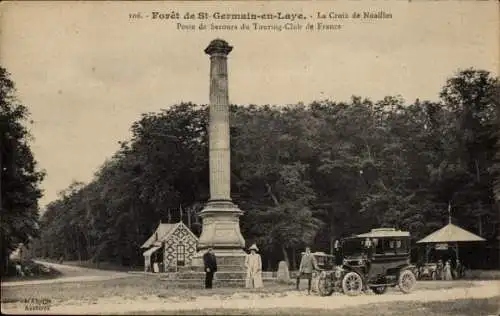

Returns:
3,67,500,272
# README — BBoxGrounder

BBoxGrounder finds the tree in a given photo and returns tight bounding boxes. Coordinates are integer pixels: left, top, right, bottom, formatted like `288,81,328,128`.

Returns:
0,66,45,274
231,104,323,268
437,69,499,238
33,68,499,270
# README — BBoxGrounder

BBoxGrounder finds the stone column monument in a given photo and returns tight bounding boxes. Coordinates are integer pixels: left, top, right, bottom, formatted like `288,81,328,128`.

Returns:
192,39,246,270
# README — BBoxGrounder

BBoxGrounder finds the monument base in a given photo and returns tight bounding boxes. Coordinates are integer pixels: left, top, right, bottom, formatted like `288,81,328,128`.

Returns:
190,248,247,271
166,249,247,288
196,200,246,250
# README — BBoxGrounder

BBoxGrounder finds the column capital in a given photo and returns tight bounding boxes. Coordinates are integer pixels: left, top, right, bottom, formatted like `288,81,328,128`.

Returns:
205,39,233,56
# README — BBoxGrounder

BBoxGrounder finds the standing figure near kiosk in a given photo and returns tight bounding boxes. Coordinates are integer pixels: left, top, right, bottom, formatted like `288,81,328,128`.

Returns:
203,248,217,289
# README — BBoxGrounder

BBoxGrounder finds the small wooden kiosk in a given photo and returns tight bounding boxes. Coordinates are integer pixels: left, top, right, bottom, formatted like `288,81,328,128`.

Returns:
141,221,198,272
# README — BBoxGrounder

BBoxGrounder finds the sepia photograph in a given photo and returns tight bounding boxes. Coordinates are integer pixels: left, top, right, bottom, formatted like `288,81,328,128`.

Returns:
1,0,499,315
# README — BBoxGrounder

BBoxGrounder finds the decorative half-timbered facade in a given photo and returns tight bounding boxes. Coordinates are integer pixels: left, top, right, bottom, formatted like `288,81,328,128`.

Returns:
141,221,198,272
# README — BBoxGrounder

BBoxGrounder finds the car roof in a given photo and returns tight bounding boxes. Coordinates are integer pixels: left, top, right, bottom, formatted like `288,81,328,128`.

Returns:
356,228,410,238
300,251,334,257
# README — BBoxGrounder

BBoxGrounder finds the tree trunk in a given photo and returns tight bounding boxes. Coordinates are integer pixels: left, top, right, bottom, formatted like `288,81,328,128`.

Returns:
477,215,483,236
475,159,480,182
281,245,289,268
187,207,192,229
291,247,297,270
84,231,92,261
330,236,334,256
265,182,280,207
76,234,82,262
364,140,373,161
0,136,2,214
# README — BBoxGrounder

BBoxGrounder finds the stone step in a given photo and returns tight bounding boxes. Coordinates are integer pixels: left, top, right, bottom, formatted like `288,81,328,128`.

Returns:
162,278,246,288
165,282,245,289
161,278,280,289
164,278,246,283
163,271,246,280
187,265,245,272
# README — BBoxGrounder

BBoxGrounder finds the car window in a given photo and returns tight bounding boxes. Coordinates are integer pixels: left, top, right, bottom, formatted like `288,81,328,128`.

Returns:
385,240,396,254
374,238,384,254
396,239,408,254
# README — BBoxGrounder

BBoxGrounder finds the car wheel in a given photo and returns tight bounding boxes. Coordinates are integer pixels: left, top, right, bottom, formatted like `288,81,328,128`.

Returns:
398,270,417,294
342,271,363,296
317,273,334,296
370,286,387,294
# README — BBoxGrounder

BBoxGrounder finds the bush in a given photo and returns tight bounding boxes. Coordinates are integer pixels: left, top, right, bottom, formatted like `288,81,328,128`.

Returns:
4,259,62,280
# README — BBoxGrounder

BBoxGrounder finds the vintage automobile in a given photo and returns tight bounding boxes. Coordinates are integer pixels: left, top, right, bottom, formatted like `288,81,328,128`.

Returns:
416,263,438,280
317,228,418,296
303,252,336,293
294,252,336,291
310,251,336,270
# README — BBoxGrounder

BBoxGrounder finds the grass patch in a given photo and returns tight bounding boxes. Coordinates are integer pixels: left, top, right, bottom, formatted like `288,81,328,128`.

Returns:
1,276,479,304
1,276,291,303
128,296,500,315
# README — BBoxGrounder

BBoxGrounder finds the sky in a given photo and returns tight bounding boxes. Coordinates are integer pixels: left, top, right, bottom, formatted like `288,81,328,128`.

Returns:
1,1,498,209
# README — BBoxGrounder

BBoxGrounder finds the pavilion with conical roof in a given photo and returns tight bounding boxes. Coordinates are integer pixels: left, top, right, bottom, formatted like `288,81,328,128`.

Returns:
417,223,486,244
417,221,485,262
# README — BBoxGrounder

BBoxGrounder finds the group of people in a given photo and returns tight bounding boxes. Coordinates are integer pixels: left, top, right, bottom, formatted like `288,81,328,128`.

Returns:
202,243,264,289
435,259,464,280
203,244,321,294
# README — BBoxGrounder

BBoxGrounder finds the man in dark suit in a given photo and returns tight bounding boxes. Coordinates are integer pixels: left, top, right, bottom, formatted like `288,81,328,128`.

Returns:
203,247,217,289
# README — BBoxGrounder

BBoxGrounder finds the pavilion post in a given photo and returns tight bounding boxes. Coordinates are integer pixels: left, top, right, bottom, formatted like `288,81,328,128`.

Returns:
425,244,431,263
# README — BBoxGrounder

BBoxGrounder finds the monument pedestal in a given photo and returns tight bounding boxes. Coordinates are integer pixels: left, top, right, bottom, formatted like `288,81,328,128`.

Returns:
187,249,247,288
171,200,247,288
191,200,246,272
191,249,247,271
197,201,245,249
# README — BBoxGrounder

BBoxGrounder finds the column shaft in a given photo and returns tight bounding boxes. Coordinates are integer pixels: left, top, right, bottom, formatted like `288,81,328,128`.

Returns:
209,54,231,201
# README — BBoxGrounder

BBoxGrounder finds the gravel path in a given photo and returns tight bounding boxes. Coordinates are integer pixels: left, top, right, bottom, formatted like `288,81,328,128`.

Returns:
1,261,130,287
2,280,499,314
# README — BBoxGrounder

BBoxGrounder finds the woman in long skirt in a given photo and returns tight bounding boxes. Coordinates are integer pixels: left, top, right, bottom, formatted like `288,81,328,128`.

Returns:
245,244,264,289
443,260,453,281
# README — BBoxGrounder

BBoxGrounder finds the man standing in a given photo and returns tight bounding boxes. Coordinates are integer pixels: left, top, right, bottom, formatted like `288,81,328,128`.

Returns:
203,247,217,289
296,246,319,295
334,240,342,265
364,238,373,258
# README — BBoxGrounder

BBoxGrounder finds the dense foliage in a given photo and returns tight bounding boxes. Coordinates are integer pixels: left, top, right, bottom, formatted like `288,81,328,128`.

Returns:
1,67,45,274
31,69,500,269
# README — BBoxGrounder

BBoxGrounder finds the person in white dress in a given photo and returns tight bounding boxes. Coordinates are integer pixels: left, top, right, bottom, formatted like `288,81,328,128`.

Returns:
443,260,453,281
245,244,264,289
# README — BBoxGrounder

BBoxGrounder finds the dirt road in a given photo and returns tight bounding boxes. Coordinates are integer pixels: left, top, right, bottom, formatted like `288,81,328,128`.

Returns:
1,261,130,288
2,280,499,314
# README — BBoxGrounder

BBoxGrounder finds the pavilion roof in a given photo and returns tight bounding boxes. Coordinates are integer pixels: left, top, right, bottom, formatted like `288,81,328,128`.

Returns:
140,223,178,248
417,223,486,243
141,221,199,248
